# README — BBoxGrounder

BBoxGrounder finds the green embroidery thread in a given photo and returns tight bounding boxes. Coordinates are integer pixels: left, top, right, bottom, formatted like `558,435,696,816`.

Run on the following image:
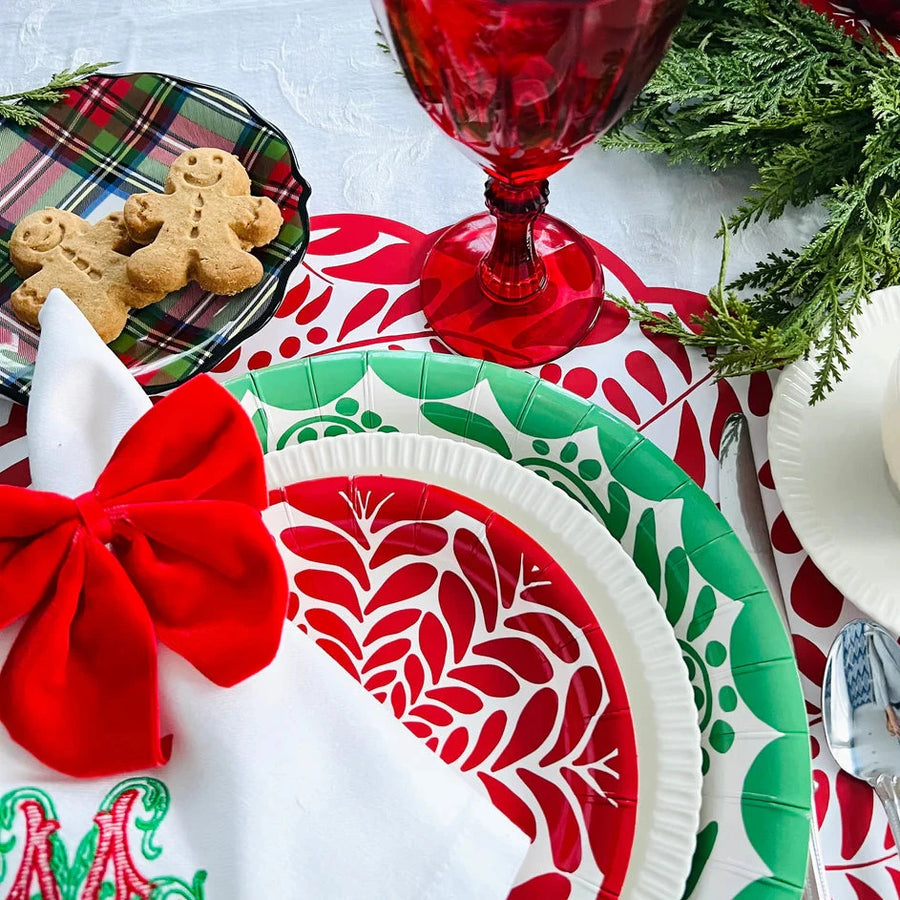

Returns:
0,777,205,900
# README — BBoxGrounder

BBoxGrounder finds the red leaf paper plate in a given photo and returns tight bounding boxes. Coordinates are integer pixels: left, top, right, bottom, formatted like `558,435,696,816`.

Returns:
263,432,702,900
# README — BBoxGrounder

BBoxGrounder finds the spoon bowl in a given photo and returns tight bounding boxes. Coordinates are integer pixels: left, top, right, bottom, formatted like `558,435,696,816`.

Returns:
823,619,900,851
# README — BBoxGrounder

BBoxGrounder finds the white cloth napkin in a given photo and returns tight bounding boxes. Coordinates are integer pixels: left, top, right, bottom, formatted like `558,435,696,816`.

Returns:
0,289,528,899
27,289,154,495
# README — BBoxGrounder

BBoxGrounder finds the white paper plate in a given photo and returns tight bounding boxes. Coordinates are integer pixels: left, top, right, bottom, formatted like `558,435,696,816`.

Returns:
768,286,900,632
265,431,702,900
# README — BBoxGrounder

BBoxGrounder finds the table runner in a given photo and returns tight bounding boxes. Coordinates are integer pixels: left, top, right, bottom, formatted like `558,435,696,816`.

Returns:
0,211,893,899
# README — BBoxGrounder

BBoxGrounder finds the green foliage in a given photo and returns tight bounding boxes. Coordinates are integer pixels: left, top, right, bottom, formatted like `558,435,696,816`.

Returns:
0,63,115,127
603,0,900,401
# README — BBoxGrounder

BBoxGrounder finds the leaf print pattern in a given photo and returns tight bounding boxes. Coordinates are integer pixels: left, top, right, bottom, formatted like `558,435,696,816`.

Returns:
266,474,639,898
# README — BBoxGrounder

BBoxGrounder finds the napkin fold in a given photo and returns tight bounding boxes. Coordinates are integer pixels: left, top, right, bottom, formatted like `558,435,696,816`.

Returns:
29,288,152,495
0,289,528,899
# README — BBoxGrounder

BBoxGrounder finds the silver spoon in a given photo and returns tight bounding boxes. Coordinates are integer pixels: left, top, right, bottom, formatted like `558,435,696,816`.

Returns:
823,619,900,851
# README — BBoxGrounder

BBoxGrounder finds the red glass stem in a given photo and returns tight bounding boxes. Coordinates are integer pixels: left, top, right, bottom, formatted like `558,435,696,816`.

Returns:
478,178,549,303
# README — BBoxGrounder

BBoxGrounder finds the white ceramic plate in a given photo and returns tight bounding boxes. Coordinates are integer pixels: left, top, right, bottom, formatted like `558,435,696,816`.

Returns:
265,432,702,900
768,286,900,632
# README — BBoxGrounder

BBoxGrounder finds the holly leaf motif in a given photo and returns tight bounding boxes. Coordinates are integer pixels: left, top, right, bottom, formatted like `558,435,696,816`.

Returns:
48,833,75,899
421,402,512,458
686,585,717,641
69,828,99,897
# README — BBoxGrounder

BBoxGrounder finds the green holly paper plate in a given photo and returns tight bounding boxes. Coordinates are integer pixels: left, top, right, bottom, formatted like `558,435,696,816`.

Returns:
226,350,811,900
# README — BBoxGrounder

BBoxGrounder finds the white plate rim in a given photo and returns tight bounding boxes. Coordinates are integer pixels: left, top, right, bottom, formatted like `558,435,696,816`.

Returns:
768,286,900,632
265,431,702,900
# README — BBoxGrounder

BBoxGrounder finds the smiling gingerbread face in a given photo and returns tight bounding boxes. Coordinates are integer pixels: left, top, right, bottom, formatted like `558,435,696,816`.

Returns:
8,209,168,343
123,146,281,297
166,148,250,195
10,209,90,276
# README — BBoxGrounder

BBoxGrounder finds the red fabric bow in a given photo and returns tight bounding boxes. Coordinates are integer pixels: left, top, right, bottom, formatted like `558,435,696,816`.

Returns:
0,375,287,778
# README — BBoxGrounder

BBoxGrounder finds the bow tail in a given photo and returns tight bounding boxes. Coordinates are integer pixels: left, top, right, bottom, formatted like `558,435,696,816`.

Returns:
0,536,166,778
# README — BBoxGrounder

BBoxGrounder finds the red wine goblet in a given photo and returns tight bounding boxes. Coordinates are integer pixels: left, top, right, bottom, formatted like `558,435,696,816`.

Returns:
376,0,688,367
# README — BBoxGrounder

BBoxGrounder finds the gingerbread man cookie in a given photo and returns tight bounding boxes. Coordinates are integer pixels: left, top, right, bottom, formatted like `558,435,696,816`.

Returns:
123,149,282,296
9,209,167,343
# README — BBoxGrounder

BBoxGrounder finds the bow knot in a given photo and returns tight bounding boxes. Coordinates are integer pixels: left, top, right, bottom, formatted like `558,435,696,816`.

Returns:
74,490,115,544
0,376,287,778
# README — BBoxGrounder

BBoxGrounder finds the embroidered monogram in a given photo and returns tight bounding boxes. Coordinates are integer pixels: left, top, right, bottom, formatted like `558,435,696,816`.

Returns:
0,778,206,899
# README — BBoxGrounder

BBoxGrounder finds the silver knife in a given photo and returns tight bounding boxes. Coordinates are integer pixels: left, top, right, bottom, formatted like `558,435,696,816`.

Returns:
718,412,831,900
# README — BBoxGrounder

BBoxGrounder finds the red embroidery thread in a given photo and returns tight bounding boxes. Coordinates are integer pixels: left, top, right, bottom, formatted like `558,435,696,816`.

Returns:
5,800,61,900
80,791,152,900
0,779,205,900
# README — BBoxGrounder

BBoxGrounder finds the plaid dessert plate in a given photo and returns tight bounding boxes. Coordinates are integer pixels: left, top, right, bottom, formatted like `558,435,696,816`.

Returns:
0,71,310,404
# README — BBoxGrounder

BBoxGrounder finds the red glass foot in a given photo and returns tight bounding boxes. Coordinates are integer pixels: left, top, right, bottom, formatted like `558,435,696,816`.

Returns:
420,212,604,368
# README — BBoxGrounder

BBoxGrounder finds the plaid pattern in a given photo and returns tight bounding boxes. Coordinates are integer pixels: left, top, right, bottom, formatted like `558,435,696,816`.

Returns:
0,72,310,404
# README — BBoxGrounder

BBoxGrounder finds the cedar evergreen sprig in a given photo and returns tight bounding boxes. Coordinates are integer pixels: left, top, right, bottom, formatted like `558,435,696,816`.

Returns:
613,219,812,370
602,0,900,402
0,63,115,127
